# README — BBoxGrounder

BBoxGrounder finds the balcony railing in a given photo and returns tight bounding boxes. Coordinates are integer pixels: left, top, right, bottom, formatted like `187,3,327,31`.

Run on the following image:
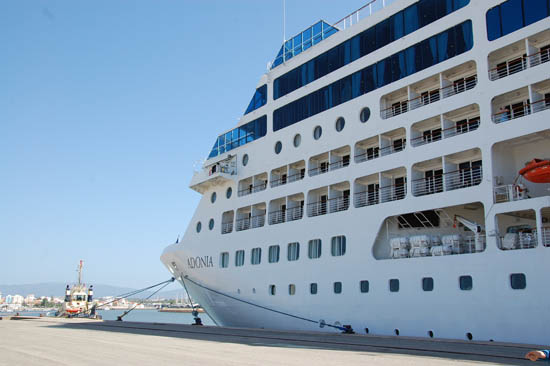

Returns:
489,48,550,81
412,176,444,196
540,227,550,247
268,210,285,225
445,167,482,191
498,232,537,250
286,206,303,222
328,195,350,213
379,184,407,202
238,182,267,197
354,190,380,208
270,171,304,188
329,158,350,171
493,184,528,203
269,206,304,224
354,149,380,164
235,214,265,231
221,221,233,234
411,119,480,148
381,74,477,119
307,201,327,217
380,142,406,156
492,97,550,123
309,164,329,177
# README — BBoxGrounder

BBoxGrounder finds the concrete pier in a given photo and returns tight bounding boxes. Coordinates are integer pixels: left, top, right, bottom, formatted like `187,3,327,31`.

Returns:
0,317,539,365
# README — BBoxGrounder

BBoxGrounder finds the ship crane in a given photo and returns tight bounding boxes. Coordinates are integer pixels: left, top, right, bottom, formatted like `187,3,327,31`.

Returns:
454,215,485,253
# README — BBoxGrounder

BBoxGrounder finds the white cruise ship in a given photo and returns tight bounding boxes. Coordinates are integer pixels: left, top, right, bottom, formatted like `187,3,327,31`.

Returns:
161,0,550,344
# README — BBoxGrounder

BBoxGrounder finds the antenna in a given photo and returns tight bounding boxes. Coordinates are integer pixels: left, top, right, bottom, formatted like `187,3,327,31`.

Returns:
283,0,286,42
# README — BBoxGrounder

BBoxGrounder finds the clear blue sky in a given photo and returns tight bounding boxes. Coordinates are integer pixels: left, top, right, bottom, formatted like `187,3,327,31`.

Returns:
0,0,366,288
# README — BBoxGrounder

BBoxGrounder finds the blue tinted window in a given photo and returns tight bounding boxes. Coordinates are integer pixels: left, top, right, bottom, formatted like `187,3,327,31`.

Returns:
404,4,419,35
486,7,502,41
524,0,548,25
500,0,524,36
391,12,404,41
418,0,437,27
245,85,267,115
454,0,470,10
376,19,391,49
351,36,361,62
208,115,266,158
313,22,323,44
273,21,472,132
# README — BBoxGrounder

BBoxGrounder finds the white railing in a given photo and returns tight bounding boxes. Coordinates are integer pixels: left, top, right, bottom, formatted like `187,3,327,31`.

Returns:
381,74,477,119
442,119,479,139
286,206,303,222
354,190,380,208
332,0,397,31
354,150,380,163
379,143,406,157
307,201,327,217
493,184,528,203
238,182,267,197
268,210,285,225
445,167,482,192
379,184,407,202
489,48,549,81
529,47,550,67
309,164,329,177
235,217,250,231
492,97,550,124
221,221,233,234
329,158,350,171
270,172,304,188
235,214,265,231
328,196,350,213
541,227,550,247
412,176,444,196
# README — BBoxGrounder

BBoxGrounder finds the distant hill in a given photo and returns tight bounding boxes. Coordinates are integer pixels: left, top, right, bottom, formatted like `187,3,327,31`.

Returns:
0,282,188,300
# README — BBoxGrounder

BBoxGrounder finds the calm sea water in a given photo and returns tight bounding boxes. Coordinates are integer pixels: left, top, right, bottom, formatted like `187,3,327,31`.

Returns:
0,309,215,326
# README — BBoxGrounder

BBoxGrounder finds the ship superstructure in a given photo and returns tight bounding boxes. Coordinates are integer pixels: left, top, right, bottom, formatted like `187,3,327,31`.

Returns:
162,0,550,344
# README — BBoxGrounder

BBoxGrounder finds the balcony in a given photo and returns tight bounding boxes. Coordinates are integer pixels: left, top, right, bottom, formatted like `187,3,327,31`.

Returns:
489,47,549,81
235,214,265,232
268,206,303,225
238,182,267,197
190,157,237,194
379,184,406,202
541,227,550,247
493,184,529,203
445,167,482,192
381,74,477,119
412,175,443,196
221,221,233,234
492,96,550,123
354,190,380,208
271,171,304,188
307,201,327,217
328,195,349,213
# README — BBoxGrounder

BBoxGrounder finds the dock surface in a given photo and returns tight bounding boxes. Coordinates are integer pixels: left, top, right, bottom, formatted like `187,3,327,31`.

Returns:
0,317,539,365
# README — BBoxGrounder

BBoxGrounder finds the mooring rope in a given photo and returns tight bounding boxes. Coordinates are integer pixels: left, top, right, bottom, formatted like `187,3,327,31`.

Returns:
182,275,349,332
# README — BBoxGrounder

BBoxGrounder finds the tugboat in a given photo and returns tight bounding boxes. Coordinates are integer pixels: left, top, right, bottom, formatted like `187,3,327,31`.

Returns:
58,260,97,318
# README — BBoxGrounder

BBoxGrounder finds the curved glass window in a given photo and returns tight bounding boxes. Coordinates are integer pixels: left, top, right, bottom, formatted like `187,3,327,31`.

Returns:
274,141,282,154
273,0,470,100
226,187,232,199
208,219,214,230
196,222,202,233
244,85,267,115
242,154,249,166
293,134,301,147
335,117,345,132
273,21,473,132
208,115,266,159
210,192,217,203
360,107,371,123
486,0,550,41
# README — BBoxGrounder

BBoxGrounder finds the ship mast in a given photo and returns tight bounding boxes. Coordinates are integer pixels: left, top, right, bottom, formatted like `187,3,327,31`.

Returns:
77,260,83,286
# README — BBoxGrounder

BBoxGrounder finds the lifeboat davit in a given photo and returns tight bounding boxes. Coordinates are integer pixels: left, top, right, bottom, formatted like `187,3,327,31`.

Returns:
519,159,550,183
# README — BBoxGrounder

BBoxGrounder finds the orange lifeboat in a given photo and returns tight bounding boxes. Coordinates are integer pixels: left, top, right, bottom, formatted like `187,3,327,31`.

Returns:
519,159,550,183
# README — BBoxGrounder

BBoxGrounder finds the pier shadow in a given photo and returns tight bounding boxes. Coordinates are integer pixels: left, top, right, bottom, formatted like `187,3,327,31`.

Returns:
46,320,536,365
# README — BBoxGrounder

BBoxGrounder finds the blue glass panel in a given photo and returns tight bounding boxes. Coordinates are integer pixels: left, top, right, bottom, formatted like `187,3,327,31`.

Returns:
362,65,377,93
404,4,419,35
455,21,473,55
377,59,392,88
303,28,312,50
376,19,390,49
437,31,449,62
418,0,437,27
352,71,361,98
500,0,523,36
293,34,302,56
405,46,416,75
391,12,404,41
351,35,361,61
285,39,293,61
391,52,406,81
524,0,548,26
486,7,502,41
340,75,352,103
307,60,315,83
323,22,338,38
313,22,323,44
344,40,351,65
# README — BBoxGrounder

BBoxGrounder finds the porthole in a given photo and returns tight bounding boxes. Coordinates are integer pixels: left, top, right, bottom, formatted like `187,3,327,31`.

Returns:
428,330,434,338
293,133,301,147
226,187,232,199
394,329,400,336
360,107,371,123
510,273,526,289
335,117,345,132
274,141,282,154
208,218,214,230
196,222,202,233
210,192,217,203
242,154,249,166
466,332,473,340
365,328,369,334
269,284,276,295
333,281,342,294
252,288,256,294
289,284,296,295
313,126,322,140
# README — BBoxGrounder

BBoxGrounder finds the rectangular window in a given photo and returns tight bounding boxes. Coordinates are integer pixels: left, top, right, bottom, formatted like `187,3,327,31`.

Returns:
287,242,300,261
235,250,245,267
251,247,261,265
486,6,502,41
390,279,400,292
333,281,342,294
510,273,526,289
308,239,322,259
500,0,524,36
360,280,369,293
268,245,280,263
331,235,347,256
376,19,391,49
220,252,229,268
310,283,318,295
459,275,473,290
404,4,419,35
523,0,549,26
422,277,434,291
